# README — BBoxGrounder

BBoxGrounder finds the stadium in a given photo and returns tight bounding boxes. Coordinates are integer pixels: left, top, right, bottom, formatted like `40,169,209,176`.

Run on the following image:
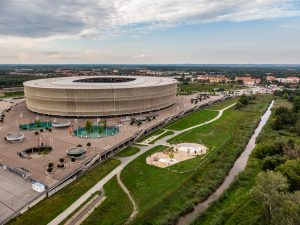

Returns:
24,76,177,117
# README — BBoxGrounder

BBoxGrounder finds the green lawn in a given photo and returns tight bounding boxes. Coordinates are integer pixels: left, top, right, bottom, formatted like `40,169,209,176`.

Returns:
149,130,175,144
119,95,273,224
81,176,132,225
167,110,218,130
8,159,121,225
193,97,298,225
116,146,140,157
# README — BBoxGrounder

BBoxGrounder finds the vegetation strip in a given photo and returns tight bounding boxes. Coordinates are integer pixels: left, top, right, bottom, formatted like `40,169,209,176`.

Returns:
81,176,133,225
194,95,300,225
115,146,140,157
8,159,120,225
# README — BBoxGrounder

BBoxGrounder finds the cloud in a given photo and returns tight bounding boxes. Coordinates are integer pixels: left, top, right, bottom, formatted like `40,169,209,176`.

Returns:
0,0,299,40
133,54,149,59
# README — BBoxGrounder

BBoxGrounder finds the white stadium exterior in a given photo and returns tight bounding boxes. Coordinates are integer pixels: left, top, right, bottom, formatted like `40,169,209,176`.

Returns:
24,76,177,117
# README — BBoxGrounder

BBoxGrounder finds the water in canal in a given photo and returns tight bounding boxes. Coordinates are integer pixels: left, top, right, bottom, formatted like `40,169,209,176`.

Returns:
177,100,274,225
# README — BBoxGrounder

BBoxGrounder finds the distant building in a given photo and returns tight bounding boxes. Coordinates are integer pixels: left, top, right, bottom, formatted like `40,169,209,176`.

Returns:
197,75,228,83
235,76,261,86
277,77,300,84
267,75,276,82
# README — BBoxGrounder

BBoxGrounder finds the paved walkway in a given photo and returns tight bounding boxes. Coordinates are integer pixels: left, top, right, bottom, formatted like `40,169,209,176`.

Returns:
48,100,236,225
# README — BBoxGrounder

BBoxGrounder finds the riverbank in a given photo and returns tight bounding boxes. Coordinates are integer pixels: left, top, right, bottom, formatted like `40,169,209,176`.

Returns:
193,97,300,225
177,99,274,225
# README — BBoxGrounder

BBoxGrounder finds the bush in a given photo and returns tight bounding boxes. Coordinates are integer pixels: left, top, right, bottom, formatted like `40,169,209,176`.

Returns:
71,158,76,162
87,142,91,147
262,155,286,171
77,144,82,147
47,167,53,173
253,142,285,159
48,162,54,168
277,160,300,191
59,158,64,163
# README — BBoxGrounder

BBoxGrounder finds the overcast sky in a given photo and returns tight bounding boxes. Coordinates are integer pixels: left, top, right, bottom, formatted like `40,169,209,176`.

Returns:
0,0,300,64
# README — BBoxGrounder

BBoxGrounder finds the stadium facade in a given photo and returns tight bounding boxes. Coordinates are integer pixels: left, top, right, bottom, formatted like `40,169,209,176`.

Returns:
24,76,177,117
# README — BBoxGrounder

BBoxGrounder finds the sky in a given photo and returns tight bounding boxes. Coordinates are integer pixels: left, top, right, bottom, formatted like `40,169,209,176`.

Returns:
0,0,300,64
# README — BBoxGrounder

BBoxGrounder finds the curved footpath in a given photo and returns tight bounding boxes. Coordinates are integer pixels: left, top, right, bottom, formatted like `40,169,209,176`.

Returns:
116,172,139,224
48,102,236,225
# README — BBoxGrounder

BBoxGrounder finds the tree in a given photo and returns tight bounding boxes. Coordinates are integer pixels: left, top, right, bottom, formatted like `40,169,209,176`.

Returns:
295,120,300,136
271,191,300,225
293,96,300,112
277,160,300,191
251,171,289,224
85,120,93,133
239,95,250,105
235,101,243,109
35,119,41,128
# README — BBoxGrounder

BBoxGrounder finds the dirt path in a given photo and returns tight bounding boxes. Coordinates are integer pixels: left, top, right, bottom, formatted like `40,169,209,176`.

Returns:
117,172,138,224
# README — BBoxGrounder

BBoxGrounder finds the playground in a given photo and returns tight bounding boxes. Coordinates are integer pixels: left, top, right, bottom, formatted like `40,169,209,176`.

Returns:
146,143,207,168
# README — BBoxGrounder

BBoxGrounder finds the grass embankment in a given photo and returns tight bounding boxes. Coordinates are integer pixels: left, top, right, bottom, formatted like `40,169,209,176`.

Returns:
167,110,218,130
120,95,273,224
116,146,140,157
8,159,120,225
193,98,297,225
149,130,175,144
209,97,237,110
178,83,244,93
59,191,101,225
137,129,165,143
81,176,132,225
0,91,24,98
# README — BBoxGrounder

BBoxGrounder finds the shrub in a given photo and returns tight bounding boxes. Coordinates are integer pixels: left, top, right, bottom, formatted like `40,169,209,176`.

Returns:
254,142,285,159
48,162,54,168
87,142,91,147
77,144,82,147
262,155,286,171
47,167,53,173
71,158,76,162
59,158,64,163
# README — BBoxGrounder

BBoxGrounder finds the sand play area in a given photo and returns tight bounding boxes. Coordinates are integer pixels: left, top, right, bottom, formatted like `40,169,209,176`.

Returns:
146,143,208,168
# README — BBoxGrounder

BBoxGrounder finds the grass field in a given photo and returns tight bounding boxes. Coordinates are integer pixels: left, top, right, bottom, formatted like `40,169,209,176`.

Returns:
81,176,132,225
8,159,120,225
167,109,219,130
193,97,298,225
118,95,273,224
116,146,140,157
